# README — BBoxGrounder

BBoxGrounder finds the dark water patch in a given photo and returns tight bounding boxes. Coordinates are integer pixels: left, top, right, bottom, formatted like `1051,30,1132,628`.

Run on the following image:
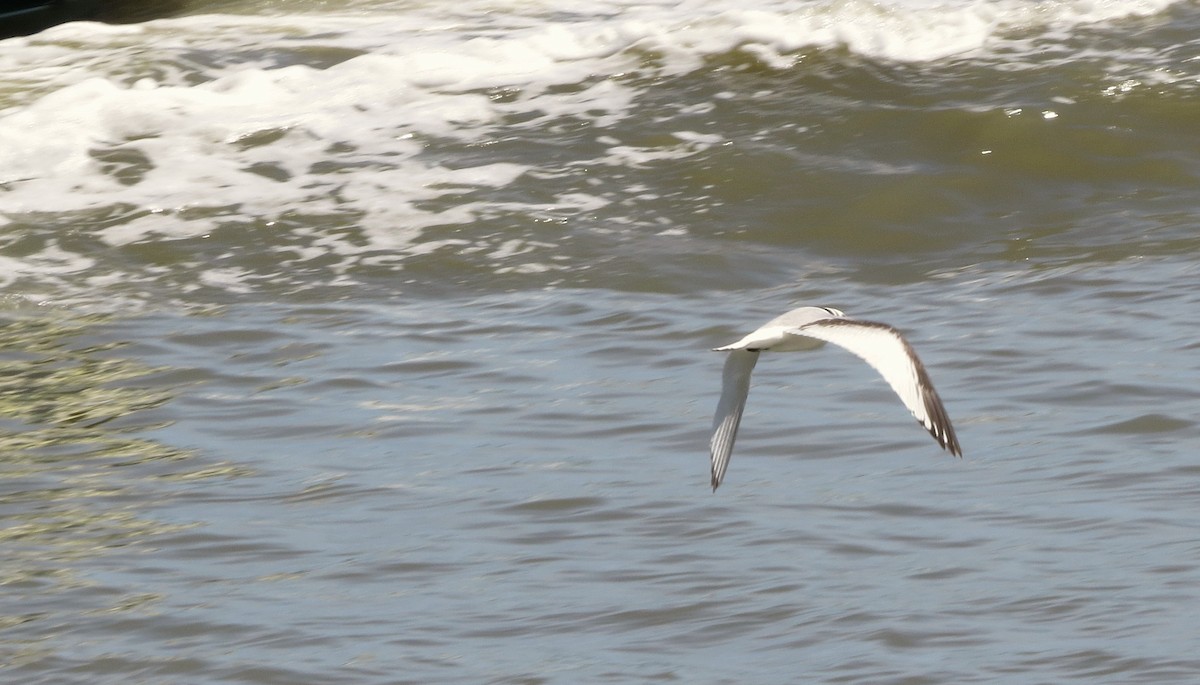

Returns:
1090,413,1194,435
503,495,607,513
382,356,481,375
865,625,987,649
906,566,975,581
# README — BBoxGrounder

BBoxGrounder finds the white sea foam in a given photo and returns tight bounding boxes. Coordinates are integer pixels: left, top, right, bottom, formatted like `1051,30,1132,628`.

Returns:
0,0,1183,303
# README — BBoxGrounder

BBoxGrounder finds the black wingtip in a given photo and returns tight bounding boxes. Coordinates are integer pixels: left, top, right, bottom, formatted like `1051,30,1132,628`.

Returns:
928,419,962,458
914,362,961,458
939,414,962,458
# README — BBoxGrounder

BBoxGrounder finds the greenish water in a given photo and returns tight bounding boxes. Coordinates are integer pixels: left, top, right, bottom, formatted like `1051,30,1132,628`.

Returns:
2,0,1200,683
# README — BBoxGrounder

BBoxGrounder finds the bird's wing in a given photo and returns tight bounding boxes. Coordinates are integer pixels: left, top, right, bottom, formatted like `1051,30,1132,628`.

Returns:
710,349,760,491
784,318,961,456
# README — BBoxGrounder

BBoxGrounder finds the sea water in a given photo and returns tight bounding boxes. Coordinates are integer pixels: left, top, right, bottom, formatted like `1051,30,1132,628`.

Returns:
2,1,1199,683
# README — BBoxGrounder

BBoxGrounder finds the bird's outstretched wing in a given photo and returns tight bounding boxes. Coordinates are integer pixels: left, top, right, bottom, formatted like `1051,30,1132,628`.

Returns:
710,349,760,490
783,318,961,456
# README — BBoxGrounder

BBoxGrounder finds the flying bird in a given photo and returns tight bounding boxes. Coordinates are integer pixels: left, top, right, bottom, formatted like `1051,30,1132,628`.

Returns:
709,306,961,490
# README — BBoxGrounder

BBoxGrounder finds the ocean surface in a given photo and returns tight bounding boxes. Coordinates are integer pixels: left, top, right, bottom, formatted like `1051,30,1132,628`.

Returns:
2,0,1200,682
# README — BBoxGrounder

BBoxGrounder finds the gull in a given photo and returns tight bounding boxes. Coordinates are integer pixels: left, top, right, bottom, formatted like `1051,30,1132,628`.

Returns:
709,306,961,491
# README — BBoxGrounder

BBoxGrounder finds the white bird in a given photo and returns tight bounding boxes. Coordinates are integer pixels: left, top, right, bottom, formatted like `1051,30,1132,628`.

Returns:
710,306,961,491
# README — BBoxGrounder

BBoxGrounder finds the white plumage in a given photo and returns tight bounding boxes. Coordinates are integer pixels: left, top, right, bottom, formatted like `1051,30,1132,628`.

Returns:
709,306,961,491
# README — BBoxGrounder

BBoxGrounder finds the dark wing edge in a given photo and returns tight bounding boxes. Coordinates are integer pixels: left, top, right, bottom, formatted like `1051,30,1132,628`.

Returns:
905,336,962,457
792,318,963,458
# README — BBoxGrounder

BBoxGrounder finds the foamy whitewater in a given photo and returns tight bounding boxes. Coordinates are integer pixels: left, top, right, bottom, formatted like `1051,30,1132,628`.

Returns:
0,0,1183,304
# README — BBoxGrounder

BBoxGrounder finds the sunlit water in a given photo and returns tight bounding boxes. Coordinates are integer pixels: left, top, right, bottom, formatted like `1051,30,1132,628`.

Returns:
2,0,1200,683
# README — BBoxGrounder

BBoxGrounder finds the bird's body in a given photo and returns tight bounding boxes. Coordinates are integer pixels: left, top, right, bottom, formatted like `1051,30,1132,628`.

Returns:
709,306,961,491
